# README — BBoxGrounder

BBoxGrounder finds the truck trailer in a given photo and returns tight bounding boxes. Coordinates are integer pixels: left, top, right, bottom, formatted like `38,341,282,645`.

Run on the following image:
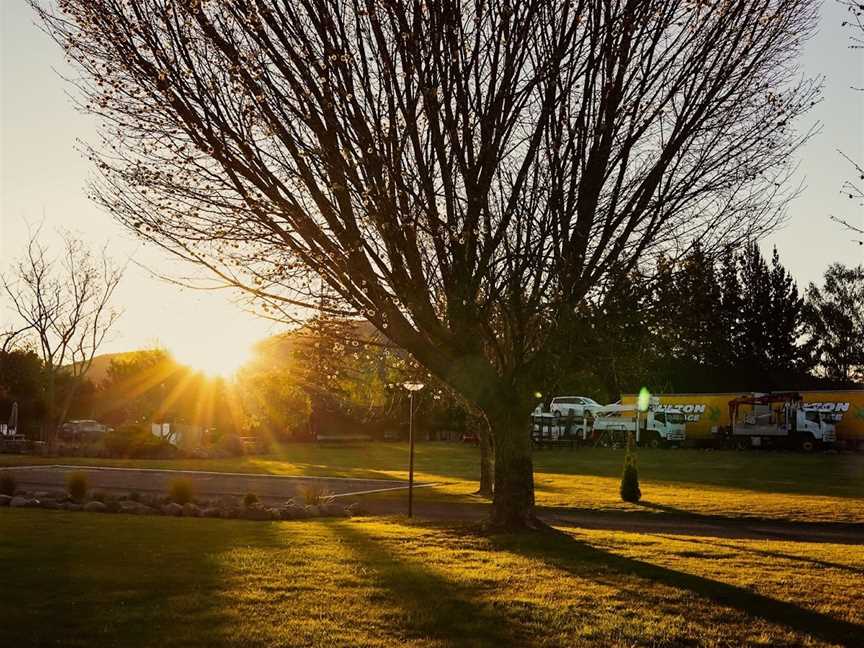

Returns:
621,389,864,449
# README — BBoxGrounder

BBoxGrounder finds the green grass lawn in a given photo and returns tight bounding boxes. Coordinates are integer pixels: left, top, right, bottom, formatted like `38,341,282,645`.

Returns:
1,509,861,647
3,443,863,523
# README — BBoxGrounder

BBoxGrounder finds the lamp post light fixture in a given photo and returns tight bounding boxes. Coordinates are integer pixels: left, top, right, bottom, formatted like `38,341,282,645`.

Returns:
402,381,425,517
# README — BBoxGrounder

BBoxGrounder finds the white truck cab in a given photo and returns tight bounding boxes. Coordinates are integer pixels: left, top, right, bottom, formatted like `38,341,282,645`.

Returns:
590,402,686,447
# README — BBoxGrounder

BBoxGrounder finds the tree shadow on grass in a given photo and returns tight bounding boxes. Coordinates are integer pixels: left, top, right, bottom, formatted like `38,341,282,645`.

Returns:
490,526,864,648
0,510,272,647
662,535,864,577
330,522,526,648
631,500,864,542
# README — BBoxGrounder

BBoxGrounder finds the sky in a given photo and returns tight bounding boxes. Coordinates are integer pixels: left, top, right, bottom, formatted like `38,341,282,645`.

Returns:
1,1,863,376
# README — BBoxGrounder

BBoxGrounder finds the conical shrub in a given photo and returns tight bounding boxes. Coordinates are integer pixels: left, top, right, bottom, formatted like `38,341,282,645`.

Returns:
620,452,641,503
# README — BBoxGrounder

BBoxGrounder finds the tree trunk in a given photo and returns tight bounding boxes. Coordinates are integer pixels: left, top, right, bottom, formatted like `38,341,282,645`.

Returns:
476,418,494,498
488,403,538,529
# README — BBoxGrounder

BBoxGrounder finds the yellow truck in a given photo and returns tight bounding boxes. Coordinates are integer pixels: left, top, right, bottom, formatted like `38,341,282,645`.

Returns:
621,390,864,449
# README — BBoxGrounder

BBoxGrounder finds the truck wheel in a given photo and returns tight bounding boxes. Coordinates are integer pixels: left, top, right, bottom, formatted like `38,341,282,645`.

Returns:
799,433,816,453
647,434,663,449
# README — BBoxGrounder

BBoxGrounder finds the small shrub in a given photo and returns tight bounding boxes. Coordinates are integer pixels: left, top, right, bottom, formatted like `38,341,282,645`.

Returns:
66,471,89,501
243,492,259,508
620,452,642,503
91,491,107,503
0,471,16,497
128,491,141,503
216,433,246,457
168,477,195,505
299,485,334,507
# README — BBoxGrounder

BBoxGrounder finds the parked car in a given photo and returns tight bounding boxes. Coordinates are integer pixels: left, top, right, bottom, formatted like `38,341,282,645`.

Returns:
548,396,602,418
58,419,113,442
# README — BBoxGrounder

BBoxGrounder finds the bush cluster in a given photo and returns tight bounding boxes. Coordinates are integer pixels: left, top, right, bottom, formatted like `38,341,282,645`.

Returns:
0,471,17,497
168,477,195,505
299,485,334,507
103,425,178,459
66,471,90,501
216,433,246,457
243,492,259,507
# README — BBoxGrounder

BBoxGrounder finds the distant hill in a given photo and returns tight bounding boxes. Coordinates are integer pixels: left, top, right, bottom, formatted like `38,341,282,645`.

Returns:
66,351,147,385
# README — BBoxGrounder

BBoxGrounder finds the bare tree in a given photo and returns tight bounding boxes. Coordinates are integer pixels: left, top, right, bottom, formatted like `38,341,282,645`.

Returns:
2,227,123,442
1,325,32,354
835,1,864,243
833,152,864,245
37,0,818,527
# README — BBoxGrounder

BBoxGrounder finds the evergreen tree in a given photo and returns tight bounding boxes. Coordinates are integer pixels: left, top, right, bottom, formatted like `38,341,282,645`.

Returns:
619,451,642,503
677,244,724,367
718,246,743,367
767,247,807,373
737,243,773,376
804,264,864,383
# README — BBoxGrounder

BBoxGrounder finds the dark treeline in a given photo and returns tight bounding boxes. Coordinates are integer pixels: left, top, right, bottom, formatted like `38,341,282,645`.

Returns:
554,244,864,403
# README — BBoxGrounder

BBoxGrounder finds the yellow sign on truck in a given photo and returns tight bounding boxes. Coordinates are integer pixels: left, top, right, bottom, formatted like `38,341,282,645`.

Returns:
621,390,864,448
620,393,739,441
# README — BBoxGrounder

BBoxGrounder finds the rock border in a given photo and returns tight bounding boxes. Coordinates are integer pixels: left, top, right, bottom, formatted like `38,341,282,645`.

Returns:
0,489,365,520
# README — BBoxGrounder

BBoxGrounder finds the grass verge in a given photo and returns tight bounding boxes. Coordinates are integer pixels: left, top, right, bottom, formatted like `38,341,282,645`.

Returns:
0,509,861,647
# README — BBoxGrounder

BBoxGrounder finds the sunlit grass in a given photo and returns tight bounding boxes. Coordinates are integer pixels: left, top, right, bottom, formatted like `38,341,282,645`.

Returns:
2,444,862,522
0,510,861,647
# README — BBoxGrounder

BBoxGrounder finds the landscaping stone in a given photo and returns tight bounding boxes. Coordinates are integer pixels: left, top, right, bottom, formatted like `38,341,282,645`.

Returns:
182,503,200,517
162,502,183,516
201,507,221,518
10,496,36,508
40,500,62,510
304,505,321,517
279,505,302,520
119,501,143,515
345,503,368,516
0,494,11,506
64,502,82,512
220,507,240,519
105,500,122,513
84,501,108,513
243,506,272,521
322,503,349,517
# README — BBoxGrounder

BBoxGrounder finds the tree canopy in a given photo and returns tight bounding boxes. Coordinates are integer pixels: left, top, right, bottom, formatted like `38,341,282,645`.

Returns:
38,0,820,527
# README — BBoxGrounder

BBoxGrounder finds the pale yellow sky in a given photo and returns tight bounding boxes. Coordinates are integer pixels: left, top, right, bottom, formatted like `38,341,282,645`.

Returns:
1,1,863,376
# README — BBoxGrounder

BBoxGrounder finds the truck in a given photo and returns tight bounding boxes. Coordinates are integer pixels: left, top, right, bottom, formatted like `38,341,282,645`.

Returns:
590,401,686,448
531,395,602,446
715,392,836,451
531,397,686,448
621,389,864,449
798,390,864,451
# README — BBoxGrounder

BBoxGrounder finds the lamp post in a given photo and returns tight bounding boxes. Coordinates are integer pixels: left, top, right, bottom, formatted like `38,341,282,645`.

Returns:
402,381,425,517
